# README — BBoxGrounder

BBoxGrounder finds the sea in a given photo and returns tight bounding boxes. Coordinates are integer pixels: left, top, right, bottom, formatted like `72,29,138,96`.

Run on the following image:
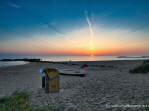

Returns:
0,55,149,67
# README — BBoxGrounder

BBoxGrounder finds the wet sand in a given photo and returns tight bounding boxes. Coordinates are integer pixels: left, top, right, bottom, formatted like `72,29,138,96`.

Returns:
0,60,149,111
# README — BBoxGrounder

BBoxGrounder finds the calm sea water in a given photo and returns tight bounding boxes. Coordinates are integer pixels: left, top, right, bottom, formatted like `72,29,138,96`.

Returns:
0,55,148,67
0,61,29,67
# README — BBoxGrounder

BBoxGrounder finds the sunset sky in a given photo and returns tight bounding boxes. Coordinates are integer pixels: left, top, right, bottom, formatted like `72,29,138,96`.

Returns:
0,0,149,56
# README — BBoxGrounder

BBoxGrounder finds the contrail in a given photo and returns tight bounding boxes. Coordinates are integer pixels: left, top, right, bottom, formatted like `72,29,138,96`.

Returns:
7,2,82,49
85,11,93,39
7,3,20,8
85,11,94,54
33,36,61,48
55,32,82,48
7,2,90,54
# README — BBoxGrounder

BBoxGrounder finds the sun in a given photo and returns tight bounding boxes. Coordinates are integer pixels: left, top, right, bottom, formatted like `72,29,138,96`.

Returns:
92,54,94,56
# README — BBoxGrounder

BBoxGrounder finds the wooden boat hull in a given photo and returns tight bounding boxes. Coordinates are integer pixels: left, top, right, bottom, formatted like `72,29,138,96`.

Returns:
57,69,86,77
60,73,85,77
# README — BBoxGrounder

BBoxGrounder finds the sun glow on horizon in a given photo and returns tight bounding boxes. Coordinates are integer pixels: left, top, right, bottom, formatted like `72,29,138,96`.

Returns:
85,11,95,57
1,26,149,56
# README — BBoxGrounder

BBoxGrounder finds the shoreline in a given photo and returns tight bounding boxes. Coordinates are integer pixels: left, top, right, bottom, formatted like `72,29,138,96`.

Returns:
0,60,149,111
0,59,148,68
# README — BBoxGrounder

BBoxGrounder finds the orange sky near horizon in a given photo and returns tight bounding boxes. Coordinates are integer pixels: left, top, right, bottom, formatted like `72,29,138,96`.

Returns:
1,26,149,56
1,1,149,56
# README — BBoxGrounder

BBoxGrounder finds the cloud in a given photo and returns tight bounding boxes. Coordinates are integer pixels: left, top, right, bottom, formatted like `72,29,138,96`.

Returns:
85,10,93,39
85,10,94,54
7,3,20,8
33,35,61,47
55,32,82,48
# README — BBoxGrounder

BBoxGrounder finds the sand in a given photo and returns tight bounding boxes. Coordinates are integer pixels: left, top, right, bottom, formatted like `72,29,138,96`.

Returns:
0,60,149,111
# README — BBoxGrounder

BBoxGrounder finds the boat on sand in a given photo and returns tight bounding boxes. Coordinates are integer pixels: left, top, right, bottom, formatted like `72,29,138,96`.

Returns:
56,64,88,77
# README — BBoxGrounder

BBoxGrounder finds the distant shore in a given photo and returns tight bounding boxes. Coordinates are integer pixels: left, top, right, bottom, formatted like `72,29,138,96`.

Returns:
0,60,149,110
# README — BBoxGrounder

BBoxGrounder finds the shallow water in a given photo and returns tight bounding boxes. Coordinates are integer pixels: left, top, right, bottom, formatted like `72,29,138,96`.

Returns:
0,61,29,67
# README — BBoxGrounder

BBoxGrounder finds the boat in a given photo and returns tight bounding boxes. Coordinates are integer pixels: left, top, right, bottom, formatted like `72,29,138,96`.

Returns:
56,64,88,77
57,68,86,77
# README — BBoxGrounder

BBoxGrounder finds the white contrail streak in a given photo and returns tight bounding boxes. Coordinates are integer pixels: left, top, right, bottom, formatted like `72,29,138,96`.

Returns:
55,32,82,48
8,2,87,53
33,36,61,47
85,11,94,54
7,3,20,8
85,11,93,39
55,32,90,53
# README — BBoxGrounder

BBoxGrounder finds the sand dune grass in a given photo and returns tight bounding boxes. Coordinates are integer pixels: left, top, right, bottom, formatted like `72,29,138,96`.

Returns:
0,91,61,111
129,60,149,73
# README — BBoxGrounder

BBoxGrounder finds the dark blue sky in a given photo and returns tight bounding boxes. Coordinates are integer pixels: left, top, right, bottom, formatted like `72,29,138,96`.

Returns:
0,0,149,55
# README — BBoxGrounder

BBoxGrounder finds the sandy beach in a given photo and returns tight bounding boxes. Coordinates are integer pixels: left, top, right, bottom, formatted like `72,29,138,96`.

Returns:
0,60,149,111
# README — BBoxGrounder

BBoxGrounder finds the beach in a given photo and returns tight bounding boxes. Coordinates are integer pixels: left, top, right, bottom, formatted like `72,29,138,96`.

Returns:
0,60,149,111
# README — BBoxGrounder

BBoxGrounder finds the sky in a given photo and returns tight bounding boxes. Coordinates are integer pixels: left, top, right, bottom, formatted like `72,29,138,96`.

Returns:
0,0,149,56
